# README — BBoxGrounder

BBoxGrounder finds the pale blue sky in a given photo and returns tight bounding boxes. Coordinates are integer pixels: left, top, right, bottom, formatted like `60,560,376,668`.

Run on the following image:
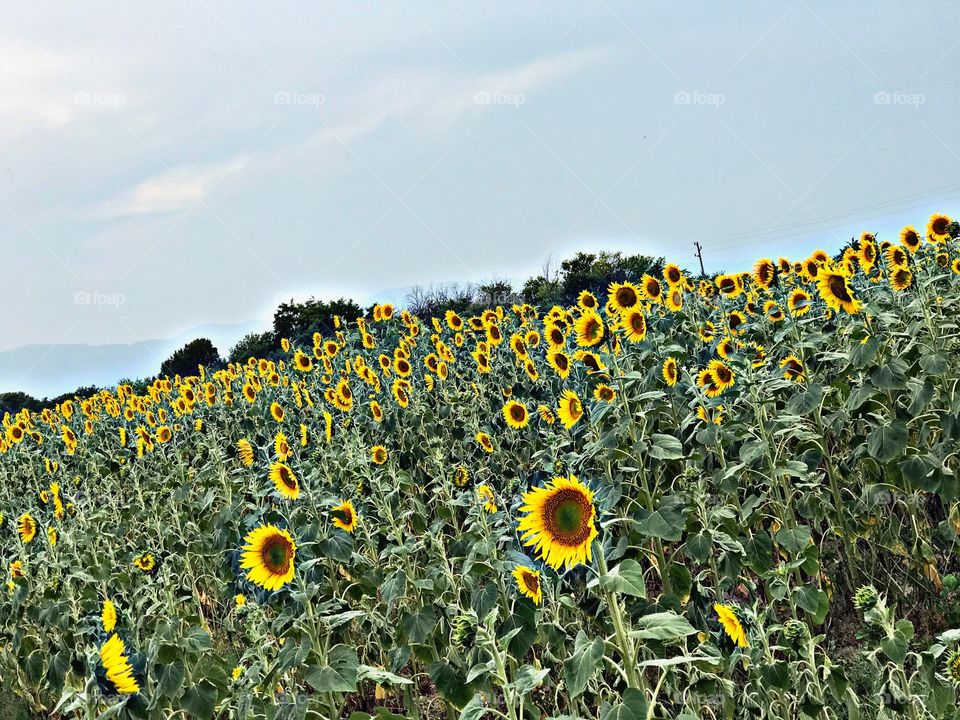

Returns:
1,1,958,373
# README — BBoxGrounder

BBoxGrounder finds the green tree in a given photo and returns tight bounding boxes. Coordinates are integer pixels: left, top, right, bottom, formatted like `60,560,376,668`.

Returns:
160,338,223,378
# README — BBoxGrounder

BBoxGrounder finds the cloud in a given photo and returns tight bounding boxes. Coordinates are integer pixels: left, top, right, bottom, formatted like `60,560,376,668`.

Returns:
97,156,250,217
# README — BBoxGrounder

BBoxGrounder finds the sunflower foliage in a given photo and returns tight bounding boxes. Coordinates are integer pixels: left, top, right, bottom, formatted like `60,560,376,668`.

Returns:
1,216,960,719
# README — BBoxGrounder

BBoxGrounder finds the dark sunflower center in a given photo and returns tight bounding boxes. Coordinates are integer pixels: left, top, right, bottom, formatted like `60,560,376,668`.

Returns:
550,329,563,344
510,405,526,422
787,360,802,375
261,537,292,573
933,218,948,234
630,314,645,333
616,287,637,307
827,275,851,302
544,489,593,546
714,365,732,383
646,279,661,297
668,268,680,283
522,572,539,593
729,314,742,329
556,355,569,370
334,507,353,525
279,467,296,489
568,398,582,416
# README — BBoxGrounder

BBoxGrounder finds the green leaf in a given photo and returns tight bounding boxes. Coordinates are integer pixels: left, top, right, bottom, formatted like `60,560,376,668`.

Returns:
181,680,218,719
156,661,185,699
602,688,649,720
358,665,413,686
867,420,908,462
306,644,359,693
563,632,604,698
600,559,647,597
786,384,823,415
774,526,812,557
634,499,686,541
648,433,684,460
881,633,908,664
795,586,829,624
428,662,474,709
459,695,487,720
630,611,696,640
512,665,550,695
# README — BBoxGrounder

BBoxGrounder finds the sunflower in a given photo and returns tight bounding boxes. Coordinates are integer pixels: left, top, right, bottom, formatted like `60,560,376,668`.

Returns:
47,527,57,546
926,213,952,243
900,225,922,252
537,405,556,425
331,500,359,532
546,349,571,379
780,355,804,382
787,288,812,316
476,432,494,453
572,289,598,311
517,475,598,571
593,384,616,403
608,282,640,312
445,310,464,331
503,401,530,429
9,560,24,579
857,236,877,269
817,270,861,314
952,258,960,275
270,402,284,422
100,634,140,694
513,566,543,605
17,513,37,543
133,553,157,574
293,351,313,372
274,432,291,461
753,258,776,289
477,485,497,513
664,287,683,312
620,309,647,343
371,445,389,465
240,525,296,591
696,368,721,397
269,462,300,500
102,599,117,633
662,357,678,386
884,245,908,269
890,266,913,292
574,350,605,374
663,263,683,287
453,465,470,487
715,274,742,298
714,603,748,647
574,310,605,347
727,310,746,335
946,649,960,685
707,359,735,394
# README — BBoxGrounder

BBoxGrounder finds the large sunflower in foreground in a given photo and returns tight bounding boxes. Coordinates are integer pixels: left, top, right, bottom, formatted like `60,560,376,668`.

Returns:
99,634,140,694
513,566,543,605
517,475,598,571
816,270,861,314
240,525,296,591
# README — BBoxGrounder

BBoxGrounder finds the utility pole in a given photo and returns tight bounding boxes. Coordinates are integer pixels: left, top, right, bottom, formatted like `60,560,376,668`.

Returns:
694,242,706,278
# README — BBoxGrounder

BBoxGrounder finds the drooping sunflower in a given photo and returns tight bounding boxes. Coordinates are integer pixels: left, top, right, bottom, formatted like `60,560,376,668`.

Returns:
537,404,556,425
513,566,543,605
593,384,616,403
620,309,647,343
17,513,37,543
556,389,584,429
517,475,598,571
817,270,861,314
99,634,140,695
945,649,960,685
477,485,497,513
714,603,748,647
476,432,494,453
574,350,605,374
764,300,784,322
9,560,24,579
269,462,300,500
780,355,805,382
662,357,678,387
240,524,296,591
787,288,812,316
890,266,913,292
574,310,605,347
453,465,470,487
608,282,640,313
331,500,359,533
926,213,952,243
503,400,530,429
102,599,117,633
370,445,389,465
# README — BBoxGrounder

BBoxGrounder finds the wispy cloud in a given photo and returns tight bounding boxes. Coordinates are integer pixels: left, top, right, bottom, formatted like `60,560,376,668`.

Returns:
97,156,250,218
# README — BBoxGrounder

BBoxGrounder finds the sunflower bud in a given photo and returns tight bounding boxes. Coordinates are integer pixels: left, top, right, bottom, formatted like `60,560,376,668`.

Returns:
853,585,879,611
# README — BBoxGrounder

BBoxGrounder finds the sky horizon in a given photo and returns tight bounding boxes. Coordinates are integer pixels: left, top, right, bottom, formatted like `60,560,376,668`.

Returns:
2,2,959,394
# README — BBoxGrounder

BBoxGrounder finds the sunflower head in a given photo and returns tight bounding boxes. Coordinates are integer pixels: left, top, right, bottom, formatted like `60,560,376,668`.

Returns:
503,400,529,429
331,500,359,533
556,389,584,429
240,525,296,591
517,475,598,571
512,566,543,605
99,634,140,695
714,603,748,647
270,462,300,500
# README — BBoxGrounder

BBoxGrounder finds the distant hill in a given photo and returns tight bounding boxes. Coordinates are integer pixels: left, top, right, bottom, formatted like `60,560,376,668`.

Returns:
0,321,257,397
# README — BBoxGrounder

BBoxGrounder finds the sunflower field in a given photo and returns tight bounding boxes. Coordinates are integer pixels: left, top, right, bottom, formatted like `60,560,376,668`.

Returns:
3,215,960,719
